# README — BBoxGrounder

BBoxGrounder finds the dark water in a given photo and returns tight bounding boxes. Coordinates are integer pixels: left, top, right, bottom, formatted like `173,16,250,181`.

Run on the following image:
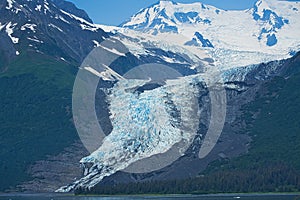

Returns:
0,194,299,200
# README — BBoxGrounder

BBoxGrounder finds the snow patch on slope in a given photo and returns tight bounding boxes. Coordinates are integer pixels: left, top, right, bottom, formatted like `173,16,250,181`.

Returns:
60,9,100,32
27,37,43,43
48,23,63,32
6,0,14,9
21,23,37,33
84,65,124,81
5,22,19,44
35,5,42,12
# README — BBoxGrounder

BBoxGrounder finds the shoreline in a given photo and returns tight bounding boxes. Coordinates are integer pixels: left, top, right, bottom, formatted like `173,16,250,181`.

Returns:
0,192,299,197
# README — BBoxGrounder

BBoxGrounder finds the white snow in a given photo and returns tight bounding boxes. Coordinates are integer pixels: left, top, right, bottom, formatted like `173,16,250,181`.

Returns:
0,23,5,31
35,5,42,12
21,23,37,33
101,64,124,80
95,24,120,33
44,4,50,14
92,40,100,47
57,10,108,37
84,66,103,77
60,9,101,32
27,37,44,43
48,23,63,32
15,7,21,14
6,0,14,9
44,0,49,6
5,22,19,44
119,0,300,67
99,44,126,57
58,15,70,24
110,29,210,65
161,55,176,63
33,0,50,14
84,65,123,81
80,24,98,32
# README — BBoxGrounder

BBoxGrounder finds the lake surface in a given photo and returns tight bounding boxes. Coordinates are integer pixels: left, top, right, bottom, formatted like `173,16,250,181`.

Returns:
0,194,299,200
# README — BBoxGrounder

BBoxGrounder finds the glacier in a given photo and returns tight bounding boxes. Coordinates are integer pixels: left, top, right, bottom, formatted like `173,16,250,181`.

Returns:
57,75,204,192
58,0,300,192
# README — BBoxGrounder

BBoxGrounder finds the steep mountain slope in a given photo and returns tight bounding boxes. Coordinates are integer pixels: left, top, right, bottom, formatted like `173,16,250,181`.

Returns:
0,0,107,69
0,0,107,192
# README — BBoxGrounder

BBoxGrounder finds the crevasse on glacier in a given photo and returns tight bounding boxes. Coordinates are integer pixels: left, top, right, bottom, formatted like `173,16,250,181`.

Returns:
57,75,202,192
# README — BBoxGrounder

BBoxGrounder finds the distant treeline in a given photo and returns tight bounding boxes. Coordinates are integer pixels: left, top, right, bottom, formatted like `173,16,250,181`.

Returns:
75,163,300,195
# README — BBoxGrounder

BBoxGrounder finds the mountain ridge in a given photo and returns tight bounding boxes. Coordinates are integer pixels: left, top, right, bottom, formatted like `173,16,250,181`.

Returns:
0,0,108,67
119,0,300,56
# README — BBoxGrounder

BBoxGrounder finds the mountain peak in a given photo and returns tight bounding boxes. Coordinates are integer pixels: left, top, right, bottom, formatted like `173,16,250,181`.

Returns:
0,0,107,62
51,0,92,23
121,1,218,33
157,0,177,5
120,0,299,51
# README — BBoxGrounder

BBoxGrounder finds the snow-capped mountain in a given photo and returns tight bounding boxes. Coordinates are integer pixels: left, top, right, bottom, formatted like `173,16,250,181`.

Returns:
2,0,299,193
120,0,300,59
0,0,107,63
